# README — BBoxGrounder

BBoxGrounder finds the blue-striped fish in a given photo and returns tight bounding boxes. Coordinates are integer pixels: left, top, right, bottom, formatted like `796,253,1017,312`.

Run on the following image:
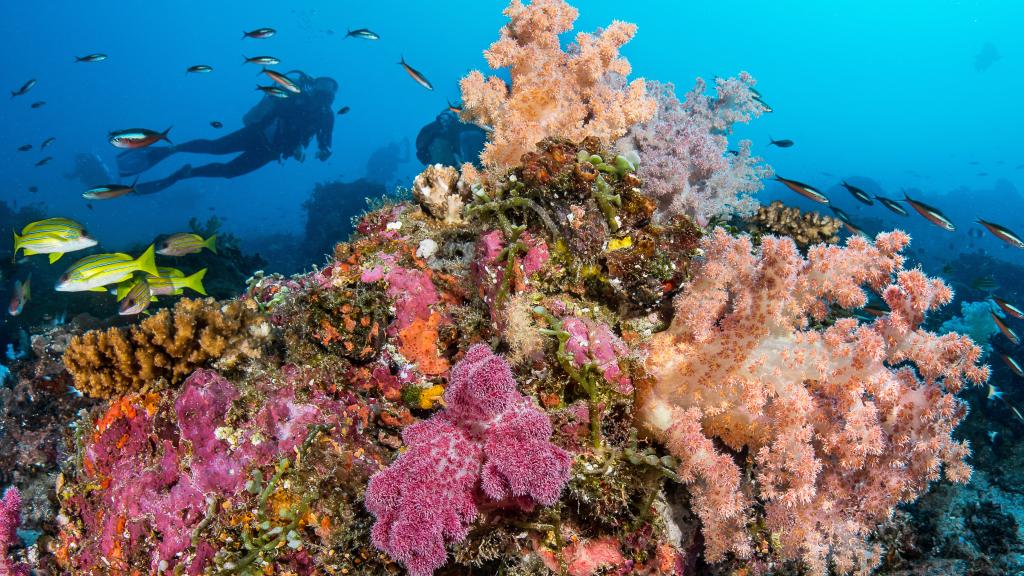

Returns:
874,195,909,216
261,68,300,93
13,218,97,263
56,245,158,292
117,276,154,315
157,233,216,256
148,267,207,296
903,192,955,231
83,177,138,200
841,181,874,205
187,64,214,74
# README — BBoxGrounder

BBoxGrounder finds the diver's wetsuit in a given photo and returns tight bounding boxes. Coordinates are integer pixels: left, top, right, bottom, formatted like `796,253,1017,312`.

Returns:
415,111,486,167
121,74,337,195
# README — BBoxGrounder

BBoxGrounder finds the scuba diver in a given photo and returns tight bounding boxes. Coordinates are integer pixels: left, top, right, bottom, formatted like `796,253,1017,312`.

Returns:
415,110,487,167
119,73,338,195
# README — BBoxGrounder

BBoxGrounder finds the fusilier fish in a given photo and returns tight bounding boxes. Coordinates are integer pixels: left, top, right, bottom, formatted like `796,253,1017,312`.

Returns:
56,245,158,292
157,233,216,256
17,144,31,152
187,65,214,74
75,54,108,63
109,127,172,149
991,311,1020,345
768,137,794,148
40,137,55,149
256,85,289,98
147,267,207,296
261,68,301,93
83,177,138,200
11,78,36,98
243,55,280,65
993,297,1023,320
976,218,1024,249
336,106,350,115
841,181,874,205
30,100,46,109
242,28,276,39
829,205,853,224
8,275,30,316
345,28,380,40
398,57,433,90
13,218,97,263
774,176,829,204
874,195,909,216
35,156,53,167
903,191,955,231
1002,353,1023,378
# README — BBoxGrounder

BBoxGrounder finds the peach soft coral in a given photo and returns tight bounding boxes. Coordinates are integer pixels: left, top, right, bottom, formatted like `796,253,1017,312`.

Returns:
641,228,989,575
459,0,655,170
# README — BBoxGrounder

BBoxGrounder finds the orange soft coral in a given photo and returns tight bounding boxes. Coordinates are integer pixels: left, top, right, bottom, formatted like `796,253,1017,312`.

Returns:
459,0,655,170
641,228,988,574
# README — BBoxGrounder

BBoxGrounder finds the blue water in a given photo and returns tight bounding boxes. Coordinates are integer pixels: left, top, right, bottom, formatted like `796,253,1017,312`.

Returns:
0,0,1021,271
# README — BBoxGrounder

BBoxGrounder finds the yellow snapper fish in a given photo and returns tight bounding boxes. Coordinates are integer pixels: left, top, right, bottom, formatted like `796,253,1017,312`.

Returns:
13,218,97,263
117,276,154,315
56,245,158,292
157,233,217,256
147,267,208,296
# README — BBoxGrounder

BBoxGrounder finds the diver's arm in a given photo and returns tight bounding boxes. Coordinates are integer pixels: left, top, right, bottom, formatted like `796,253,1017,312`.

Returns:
315,107,334,160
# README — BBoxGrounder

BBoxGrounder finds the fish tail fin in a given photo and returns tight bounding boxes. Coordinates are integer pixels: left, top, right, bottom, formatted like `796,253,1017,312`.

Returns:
12,231,20,257
161,126,172,144
131,176,139,190
398,55,405,65
242,31,247,39
242,55,248,65
203,234,217,254
183,268,208,296
48,252,63,264
345,29,351,38
135,244,159,277
74,56,82,63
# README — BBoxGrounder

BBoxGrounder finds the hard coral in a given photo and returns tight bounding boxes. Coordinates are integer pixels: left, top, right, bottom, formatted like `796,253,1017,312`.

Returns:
412,164,465,224
365,344,571,576
459,0,655,170
63,298,270,399
641,228,989,574
746,200,843,249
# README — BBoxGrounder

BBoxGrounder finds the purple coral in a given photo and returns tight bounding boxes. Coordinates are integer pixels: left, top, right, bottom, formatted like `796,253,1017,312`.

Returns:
0,487,29,576
365,344,572,576
616,75,772,224
562,315,633,394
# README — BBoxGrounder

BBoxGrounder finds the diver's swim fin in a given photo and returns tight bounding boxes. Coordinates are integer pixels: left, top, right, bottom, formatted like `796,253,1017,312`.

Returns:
116,146,177,177
133,164,192,196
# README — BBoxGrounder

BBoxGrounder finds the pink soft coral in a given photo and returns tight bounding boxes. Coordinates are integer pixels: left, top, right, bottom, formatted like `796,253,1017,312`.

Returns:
642,228,988,574
0,487,29,576
617,77,771,223
459,0,655,169
365,344,571,576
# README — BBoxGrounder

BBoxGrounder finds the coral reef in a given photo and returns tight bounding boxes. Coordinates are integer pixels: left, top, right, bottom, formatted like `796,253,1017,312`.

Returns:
746,200,843,249
0,2,1001,576
63,298,270,398
616,78,771,223
459,0,656,170
642,228,988,574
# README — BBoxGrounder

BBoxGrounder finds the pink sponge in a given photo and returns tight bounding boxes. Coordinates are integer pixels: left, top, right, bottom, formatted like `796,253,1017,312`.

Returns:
365,344,571,576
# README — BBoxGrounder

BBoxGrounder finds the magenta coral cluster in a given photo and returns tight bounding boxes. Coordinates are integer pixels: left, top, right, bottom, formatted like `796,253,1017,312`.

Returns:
365,344,572,575
1,487,29,576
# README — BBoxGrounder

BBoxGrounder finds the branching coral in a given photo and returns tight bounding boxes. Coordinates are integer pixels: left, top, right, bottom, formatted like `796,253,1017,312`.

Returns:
63,298,270,398
1,487,29,576
641,228,989,574
617,77,771,223
459,0,655,170
365,344,571,576
747,200,843,249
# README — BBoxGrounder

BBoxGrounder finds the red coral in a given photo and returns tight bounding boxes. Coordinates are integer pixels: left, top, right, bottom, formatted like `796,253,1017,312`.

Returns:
0,487,29,576
365,345,571,575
